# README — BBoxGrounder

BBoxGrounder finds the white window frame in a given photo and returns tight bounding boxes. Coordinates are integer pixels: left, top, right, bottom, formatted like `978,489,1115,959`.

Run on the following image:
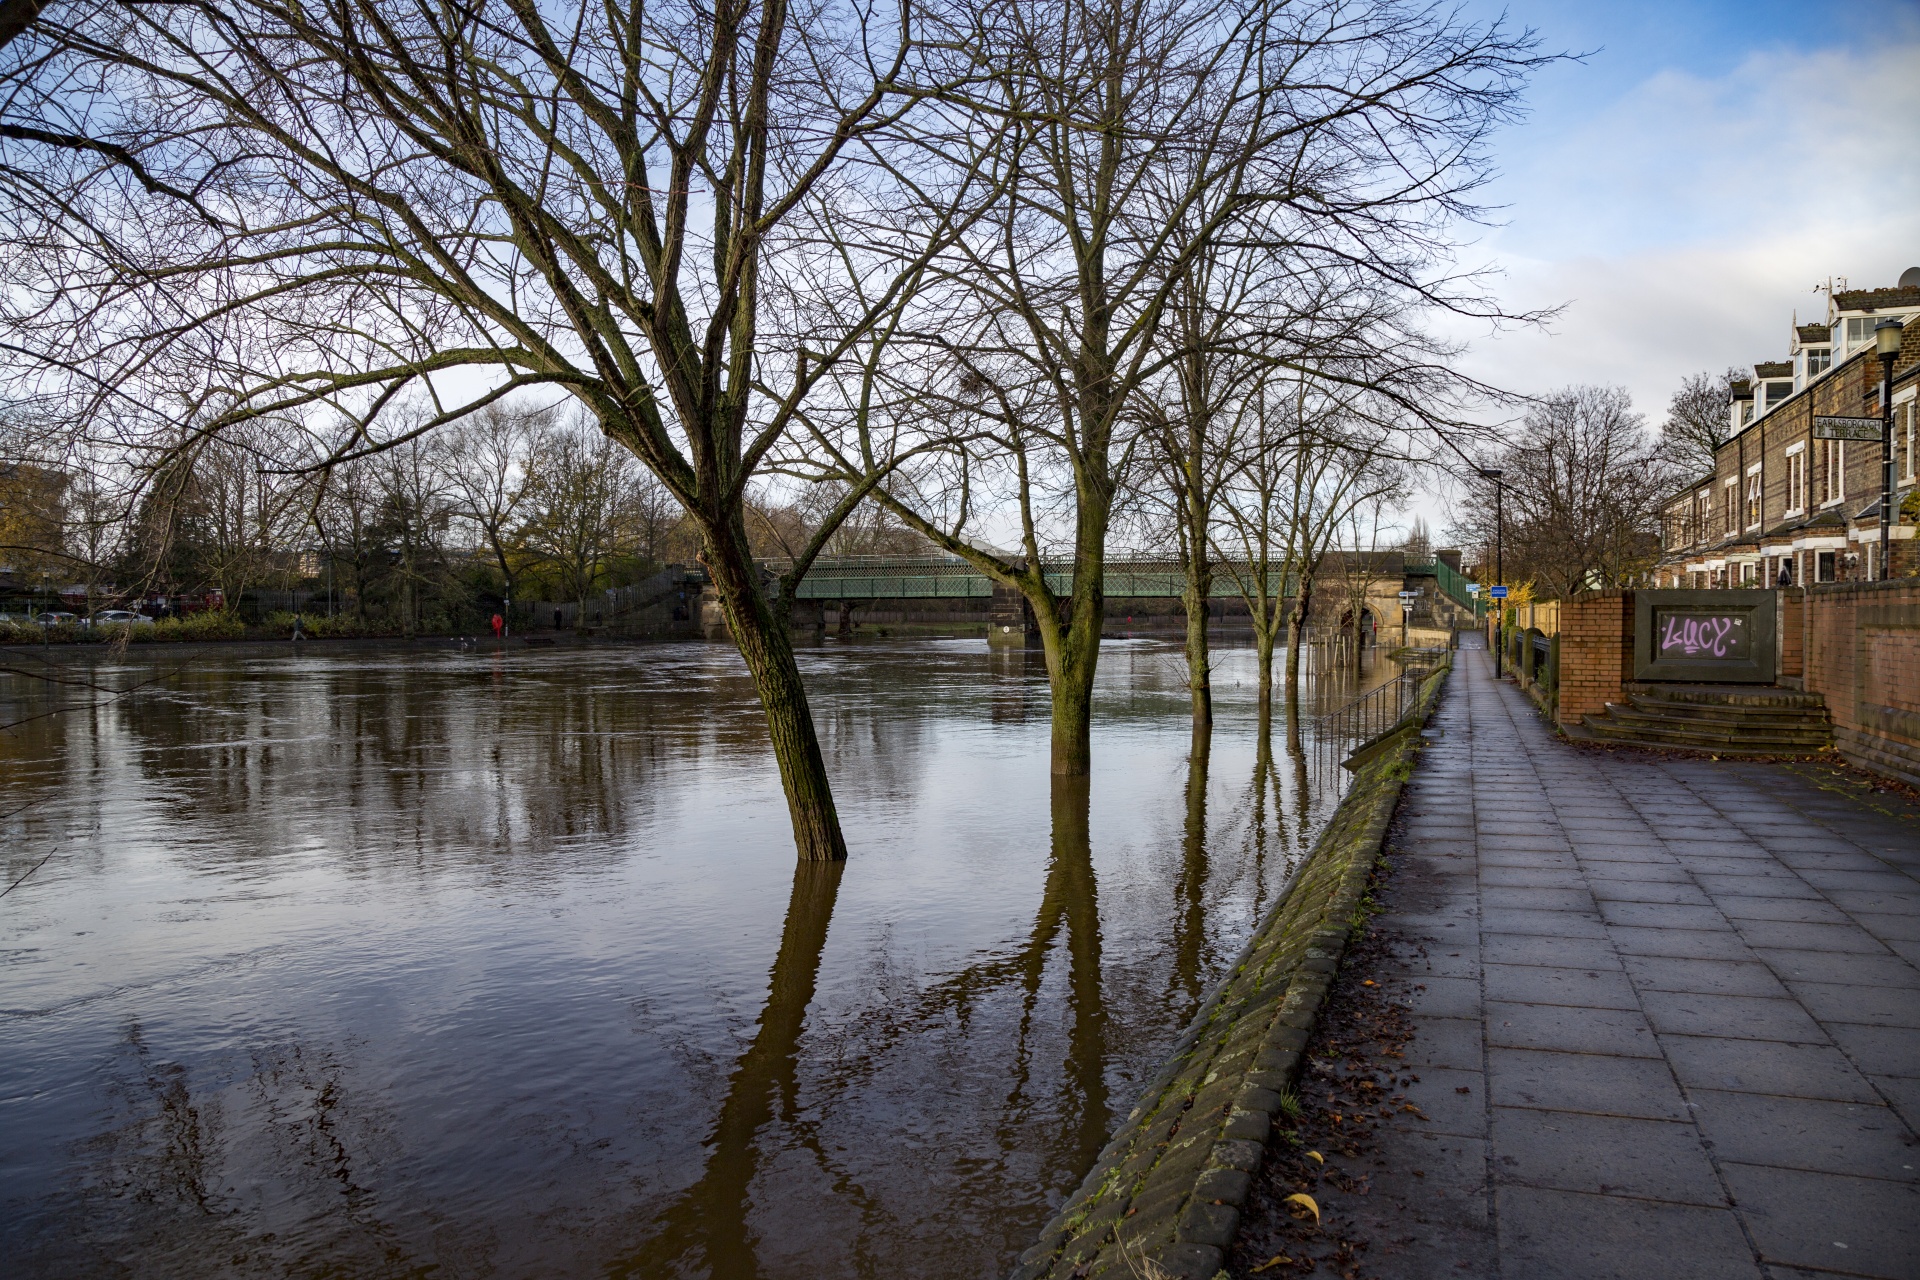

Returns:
1784,441,1806,516
1744,461,1763,531
1901,394,1917,484
1821,439,1846,506
1724,476,1739,535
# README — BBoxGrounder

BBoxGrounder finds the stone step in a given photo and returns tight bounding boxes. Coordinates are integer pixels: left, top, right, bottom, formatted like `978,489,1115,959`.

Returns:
1616,698,1833,731
1584,714,1833,752
1622,682,1827,711
1605,717,1832,746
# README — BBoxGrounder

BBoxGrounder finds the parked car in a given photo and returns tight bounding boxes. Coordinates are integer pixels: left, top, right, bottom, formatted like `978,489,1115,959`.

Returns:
91,609,154,626
32,611,80,626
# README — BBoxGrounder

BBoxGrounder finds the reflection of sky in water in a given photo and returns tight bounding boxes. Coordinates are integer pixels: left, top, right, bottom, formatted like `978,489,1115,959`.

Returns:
0,638,1388,1278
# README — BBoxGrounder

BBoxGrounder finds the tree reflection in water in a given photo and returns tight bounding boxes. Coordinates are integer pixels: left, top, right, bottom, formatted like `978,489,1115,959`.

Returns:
0,642,1372,1279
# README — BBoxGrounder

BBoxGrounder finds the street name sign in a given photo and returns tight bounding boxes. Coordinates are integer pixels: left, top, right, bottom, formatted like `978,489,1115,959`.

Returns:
1813,415,1884,441
1490,585,1509,599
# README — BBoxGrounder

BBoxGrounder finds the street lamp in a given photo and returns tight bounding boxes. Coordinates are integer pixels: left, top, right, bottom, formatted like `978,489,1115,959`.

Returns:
1480,468,1505,670
1876,319,1904,582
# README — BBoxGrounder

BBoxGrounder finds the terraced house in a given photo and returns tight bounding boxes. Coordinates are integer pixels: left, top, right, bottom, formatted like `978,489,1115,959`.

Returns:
1655,274,1920,587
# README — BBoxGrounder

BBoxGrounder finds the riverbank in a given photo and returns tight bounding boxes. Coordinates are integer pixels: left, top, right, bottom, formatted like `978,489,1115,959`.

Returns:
1008,656,1451,1280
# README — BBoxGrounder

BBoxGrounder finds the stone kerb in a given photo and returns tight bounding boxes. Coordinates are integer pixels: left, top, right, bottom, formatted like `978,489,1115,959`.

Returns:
1007,661,1452,1280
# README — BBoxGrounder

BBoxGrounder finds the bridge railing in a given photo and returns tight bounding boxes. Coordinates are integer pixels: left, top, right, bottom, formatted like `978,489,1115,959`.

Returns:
765,555,1291,600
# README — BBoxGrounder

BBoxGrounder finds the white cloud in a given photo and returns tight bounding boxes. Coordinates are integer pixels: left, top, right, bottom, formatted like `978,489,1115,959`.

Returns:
1451,36,1920,415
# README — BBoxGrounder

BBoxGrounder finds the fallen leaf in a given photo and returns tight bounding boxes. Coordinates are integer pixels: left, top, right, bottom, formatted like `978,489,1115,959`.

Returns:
1249,1256,1292,1274
1283,1192,1321,1223
1305,1151,1324,1164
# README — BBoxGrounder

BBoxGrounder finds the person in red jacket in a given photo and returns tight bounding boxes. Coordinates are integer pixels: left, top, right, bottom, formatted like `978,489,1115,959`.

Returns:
490,612,504,639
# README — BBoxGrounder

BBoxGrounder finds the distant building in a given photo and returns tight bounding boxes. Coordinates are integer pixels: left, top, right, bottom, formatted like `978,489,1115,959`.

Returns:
1653,274,1920,587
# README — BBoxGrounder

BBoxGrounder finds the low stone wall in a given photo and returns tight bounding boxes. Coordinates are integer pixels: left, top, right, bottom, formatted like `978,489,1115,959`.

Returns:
1008,661,1451,1280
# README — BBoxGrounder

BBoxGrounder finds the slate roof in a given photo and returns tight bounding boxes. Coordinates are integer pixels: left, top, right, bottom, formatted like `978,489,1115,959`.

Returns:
1833,285,1920,312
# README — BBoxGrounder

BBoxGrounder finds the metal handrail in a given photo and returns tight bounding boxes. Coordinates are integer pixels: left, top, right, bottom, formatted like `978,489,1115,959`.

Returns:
1312,671,1421,747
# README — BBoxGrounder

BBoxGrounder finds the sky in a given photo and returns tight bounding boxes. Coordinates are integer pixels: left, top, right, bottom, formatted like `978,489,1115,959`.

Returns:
1410,0,1920,542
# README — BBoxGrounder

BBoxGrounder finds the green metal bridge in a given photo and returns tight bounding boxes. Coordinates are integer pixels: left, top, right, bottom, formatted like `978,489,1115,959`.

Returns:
773,557,1291,600
768,553,1483,611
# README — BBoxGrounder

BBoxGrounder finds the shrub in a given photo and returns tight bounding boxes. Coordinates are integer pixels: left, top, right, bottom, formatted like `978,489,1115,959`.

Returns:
151,611,245,641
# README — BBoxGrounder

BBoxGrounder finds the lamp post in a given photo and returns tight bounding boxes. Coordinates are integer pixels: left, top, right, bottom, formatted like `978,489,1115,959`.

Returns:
1480,468,1505,669
1876,319,1904,581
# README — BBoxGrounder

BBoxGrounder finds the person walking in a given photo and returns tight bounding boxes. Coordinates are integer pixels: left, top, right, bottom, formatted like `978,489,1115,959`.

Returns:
553,608,563,631
490,612,504,639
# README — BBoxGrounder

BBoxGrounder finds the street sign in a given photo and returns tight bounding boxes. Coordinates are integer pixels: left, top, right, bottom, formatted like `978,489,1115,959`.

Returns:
1467,583,1481,595
1490,585,1509,599
1813,415,1884,441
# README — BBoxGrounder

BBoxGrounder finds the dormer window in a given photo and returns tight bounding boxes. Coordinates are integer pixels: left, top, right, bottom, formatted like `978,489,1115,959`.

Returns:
1836,315,1893,355
1806,346,1831,376
1761,381,1792,411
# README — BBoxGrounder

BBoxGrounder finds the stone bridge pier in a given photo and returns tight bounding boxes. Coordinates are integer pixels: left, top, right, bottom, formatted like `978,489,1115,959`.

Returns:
988,583,1047,647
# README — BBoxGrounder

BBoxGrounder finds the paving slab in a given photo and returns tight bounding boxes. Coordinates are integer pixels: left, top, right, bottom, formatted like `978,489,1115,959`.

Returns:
1318,639,1920,1280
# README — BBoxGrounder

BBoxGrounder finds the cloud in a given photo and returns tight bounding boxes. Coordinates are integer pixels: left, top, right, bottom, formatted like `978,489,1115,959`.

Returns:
1449,35,1920,417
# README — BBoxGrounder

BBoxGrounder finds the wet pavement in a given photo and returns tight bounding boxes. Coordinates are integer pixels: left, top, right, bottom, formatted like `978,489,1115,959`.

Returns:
0,638,1385,1279
1337,638,1920,1279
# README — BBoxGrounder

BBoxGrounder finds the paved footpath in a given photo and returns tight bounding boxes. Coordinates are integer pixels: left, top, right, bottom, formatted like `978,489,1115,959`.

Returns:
1351,638,1920,1280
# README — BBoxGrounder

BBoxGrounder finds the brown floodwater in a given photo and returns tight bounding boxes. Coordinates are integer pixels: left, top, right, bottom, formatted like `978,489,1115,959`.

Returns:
0,637,1394,1279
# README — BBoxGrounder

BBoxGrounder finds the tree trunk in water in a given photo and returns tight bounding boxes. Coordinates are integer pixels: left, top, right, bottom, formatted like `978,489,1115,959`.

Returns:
1284,585,1311,755
1285,581,1311,703
1045,620,1098,777
1182,560,1213,733
1255,615,1276,720
705,522,848,861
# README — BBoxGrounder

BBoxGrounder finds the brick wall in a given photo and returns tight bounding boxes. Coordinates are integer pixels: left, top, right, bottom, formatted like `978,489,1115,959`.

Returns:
1802,580,1920,786
1778,587,1805,681
1554,591,1634,729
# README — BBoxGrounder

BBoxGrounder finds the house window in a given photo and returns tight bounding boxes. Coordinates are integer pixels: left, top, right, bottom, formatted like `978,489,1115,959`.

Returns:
1822,439,1845,504
1724,478,1738,534
1762,381,1792,412
1806,347,1831,376
1785,447,1807,515
1697,490,1713,543
1817,550,1836,581
1905,401,1916,483
1745,468,1762,528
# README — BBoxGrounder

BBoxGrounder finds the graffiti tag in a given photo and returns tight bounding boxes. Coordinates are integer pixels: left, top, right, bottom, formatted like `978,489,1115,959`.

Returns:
1659,614,1743,658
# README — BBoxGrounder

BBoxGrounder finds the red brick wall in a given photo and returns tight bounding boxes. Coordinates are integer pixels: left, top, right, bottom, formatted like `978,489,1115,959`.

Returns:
1804,580,1920,786
1555,591,1635,730
1778,588,1805,680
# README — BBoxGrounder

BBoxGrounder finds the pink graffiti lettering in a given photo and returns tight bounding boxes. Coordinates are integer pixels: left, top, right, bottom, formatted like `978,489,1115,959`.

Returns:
1660,614,1739,658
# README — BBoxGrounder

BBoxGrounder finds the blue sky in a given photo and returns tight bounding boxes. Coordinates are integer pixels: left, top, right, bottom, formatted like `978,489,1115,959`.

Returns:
1439,0,1920,413
1407,0,1920,537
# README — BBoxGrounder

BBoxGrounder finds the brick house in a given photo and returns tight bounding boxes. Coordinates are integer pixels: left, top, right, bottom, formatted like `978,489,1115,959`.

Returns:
1654,278,1920,588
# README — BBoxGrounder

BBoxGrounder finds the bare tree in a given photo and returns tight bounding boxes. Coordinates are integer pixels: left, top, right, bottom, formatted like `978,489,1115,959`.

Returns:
1661,368,1743,476
1218,377,1403,719
811,0,1545,776
517,423,643,623
439,403,543,621
2,0,1004,859
1452,386,1672,600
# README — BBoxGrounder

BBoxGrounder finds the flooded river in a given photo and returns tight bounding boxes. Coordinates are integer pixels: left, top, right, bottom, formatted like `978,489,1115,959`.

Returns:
0,637,1392,1279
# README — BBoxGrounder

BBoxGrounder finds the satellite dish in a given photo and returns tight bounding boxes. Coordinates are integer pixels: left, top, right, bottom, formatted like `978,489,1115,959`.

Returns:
1903,266,1920,289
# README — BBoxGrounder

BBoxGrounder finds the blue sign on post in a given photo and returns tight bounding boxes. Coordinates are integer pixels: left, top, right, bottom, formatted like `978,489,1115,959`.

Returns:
1490,585,1509,599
